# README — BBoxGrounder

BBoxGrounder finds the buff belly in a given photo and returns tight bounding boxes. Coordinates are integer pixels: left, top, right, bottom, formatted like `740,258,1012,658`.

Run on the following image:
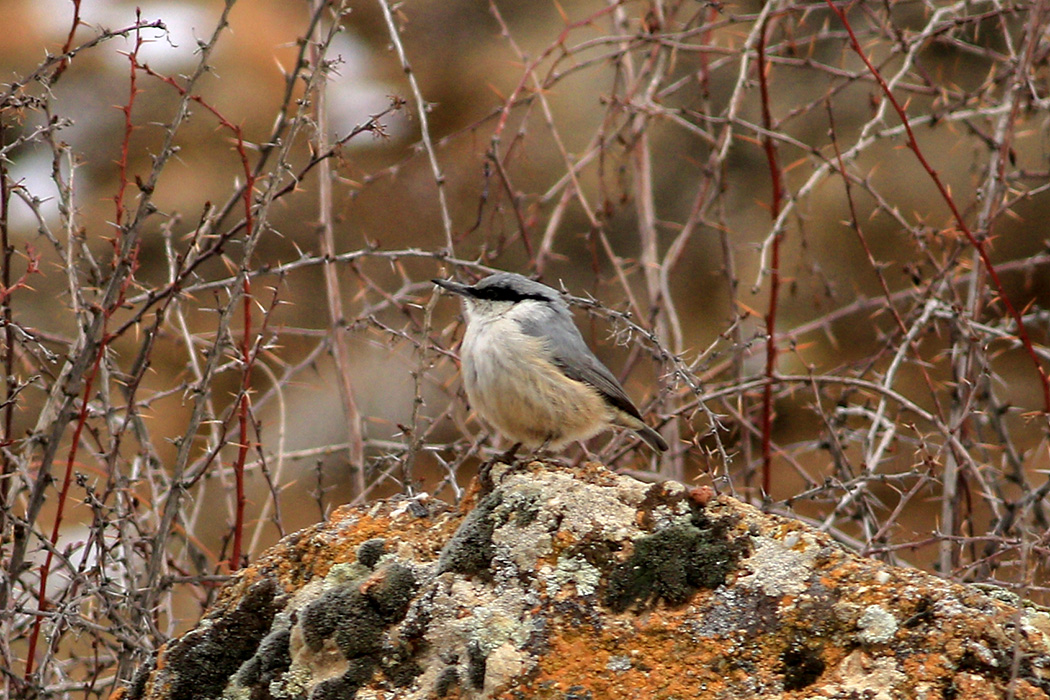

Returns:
461,327,610,449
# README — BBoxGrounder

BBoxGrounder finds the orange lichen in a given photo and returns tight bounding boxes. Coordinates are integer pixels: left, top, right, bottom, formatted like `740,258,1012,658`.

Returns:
120,462,1050,700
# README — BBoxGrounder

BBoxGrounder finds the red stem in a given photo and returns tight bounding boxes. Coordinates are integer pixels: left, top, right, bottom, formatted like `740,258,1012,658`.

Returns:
758,16,783,498
230,275,251,570
136,57,257,569
697,6,719,96
227,122,255,572
114,36,139,228
0,121,11,522
51,0,82,83
25,17,144,678
23,342,105,678
825,0,1050,414
22,249,133,678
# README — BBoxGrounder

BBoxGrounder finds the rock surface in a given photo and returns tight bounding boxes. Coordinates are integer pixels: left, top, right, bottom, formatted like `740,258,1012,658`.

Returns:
116,461,1050,699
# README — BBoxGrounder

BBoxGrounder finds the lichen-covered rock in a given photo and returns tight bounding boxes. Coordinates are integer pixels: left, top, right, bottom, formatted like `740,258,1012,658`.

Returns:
115,461,1050,700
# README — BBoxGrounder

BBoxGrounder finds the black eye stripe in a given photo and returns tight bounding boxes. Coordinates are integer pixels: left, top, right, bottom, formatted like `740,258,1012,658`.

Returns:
470,286,551,303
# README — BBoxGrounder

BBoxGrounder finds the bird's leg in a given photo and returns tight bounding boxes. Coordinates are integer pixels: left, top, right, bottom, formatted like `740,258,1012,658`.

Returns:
527,436,571,467
499,442,523,464
479,442,522,494
524,436,552,461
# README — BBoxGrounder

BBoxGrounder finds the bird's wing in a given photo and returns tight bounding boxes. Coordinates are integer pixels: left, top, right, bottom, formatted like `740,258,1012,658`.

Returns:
519,313,643,421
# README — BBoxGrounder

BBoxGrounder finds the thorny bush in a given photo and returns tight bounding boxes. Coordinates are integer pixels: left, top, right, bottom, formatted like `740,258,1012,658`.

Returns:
1,0,1049,696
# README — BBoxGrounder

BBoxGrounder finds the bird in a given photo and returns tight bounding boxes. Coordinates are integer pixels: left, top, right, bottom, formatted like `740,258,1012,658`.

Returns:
433,271,669,455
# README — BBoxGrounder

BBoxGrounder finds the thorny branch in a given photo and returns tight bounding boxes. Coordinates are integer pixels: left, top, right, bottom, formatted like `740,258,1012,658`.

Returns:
1,0,1049,697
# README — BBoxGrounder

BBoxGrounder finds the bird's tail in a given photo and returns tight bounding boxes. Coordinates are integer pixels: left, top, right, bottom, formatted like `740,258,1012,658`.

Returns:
613,410,669,452
635,423,669,452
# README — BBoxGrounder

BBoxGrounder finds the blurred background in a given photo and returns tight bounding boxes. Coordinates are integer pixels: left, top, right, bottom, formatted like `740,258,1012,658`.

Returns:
2,0,1050,694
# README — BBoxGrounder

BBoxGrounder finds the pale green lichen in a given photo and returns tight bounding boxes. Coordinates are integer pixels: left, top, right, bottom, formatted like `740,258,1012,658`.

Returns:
547,554,602,597
738,534,818,596
648,501,695,530
1021,608,1050,649
275,660,315,698
220,685,250,700
857,604,898,645
467,588,538,652
325,561,370,585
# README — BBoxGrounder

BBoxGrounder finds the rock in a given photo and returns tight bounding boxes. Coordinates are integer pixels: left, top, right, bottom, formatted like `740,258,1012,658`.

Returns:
115,461,1050,700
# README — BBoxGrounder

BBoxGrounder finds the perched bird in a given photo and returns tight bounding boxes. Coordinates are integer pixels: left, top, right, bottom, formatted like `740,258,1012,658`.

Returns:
433,272,668,454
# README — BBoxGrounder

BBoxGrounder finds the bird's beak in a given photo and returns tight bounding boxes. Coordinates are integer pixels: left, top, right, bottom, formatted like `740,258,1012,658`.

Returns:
432,278,473,297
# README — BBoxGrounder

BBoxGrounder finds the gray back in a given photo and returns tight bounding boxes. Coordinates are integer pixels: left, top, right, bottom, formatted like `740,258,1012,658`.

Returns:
515,292,642,421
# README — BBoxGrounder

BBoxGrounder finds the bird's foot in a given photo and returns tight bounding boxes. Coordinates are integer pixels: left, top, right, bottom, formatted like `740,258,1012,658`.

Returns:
478,443,522,494
498,442,522,464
